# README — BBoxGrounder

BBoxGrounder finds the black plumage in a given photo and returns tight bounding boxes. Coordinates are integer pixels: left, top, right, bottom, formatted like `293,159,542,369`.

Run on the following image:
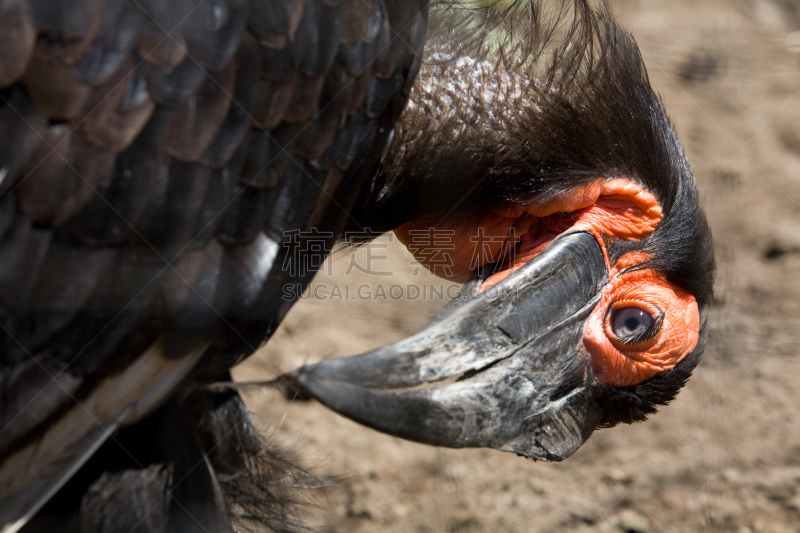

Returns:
0,0,426,530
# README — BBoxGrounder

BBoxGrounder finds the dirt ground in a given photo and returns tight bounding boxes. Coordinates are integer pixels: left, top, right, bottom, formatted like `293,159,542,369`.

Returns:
233,1,800,531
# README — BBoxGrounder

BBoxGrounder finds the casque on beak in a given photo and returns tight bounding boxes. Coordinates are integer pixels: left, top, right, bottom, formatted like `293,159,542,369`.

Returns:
290,231,608,460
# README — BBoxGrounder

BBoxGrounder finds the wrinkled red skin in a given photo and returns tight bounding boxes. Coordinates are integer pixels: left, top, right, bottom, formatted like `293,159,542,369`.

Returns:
395,179,699,387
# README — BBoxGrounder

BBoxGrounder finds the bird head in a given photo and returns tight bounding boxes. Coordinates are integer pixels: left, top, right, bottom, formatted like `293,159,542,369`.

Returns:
290,1,715,460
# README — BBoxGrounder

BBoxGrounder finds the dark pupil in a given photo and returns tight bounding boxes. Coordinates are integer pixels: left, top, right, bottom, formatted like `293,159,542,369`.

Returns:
612,307,655,338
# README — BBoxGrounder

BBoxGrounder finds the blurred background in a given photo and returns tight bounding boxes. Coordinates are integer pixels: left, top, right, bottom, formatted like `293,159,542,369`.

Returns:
234,0,800,531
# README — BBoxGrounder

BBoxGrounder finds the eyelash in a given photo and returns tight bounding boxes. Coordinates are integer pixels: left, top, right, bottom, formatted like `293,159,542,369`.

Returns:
617,313,663,346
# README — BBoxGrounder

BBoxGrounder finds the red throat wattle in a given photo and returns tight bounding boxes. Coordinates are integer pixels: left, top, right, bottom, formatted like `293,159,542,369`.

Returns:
395,178,700,388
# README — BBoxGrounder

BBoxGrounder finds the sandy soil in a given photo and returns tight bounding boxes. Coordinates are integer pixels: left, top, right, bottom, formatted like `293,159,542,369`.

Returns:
233,1,800,531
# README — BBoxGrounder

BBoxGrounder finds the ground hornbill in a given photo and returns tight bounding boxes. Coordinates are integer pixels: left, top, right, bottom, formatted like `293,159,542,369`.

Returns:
0,0,714,531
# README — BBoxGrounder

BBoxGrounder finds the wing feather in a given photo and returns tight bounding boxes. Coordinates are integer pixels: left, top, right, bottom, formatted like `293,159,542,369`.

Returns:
0,0,428,526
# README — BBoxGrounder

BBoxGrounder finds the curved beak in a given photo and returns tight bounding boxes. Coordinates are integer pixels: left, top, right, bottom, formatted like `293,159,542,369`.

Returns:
290,232,607,460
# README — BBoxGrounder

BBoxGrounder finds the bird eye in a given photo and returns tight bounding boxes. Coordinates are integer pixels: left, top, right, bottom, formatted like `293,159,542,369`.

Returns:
609,305,661,345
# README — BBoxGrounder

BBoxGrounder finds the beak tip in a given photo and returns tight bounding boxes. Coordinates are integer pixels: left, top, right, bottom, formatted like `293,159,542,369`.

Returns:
280,366,324,403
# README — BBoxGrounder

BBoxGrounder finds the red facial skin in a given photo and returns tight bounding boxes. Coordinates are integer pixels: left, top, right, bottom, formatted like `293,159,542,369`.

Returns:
395,178,700,387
